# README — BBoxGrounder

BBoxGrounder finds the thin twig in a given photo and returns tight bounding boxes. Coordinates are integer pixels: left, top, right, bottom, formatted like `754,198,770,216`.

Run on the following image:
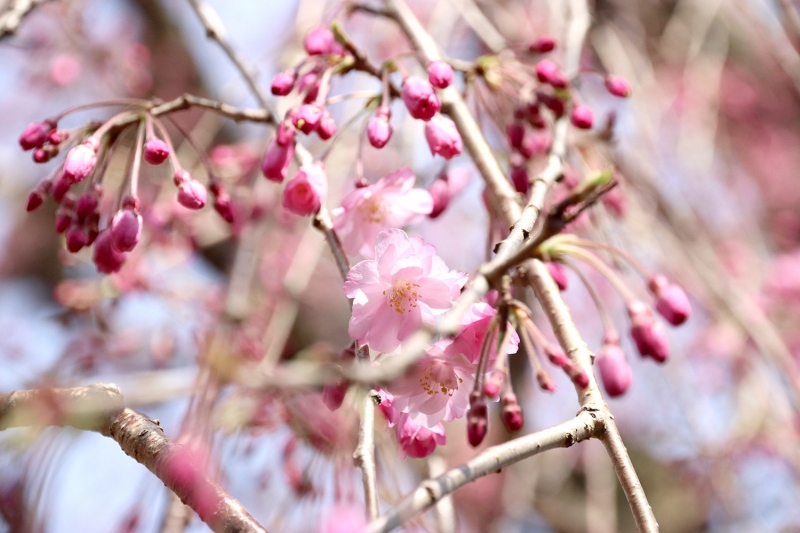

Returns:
353,390,381,520
0,384,270,533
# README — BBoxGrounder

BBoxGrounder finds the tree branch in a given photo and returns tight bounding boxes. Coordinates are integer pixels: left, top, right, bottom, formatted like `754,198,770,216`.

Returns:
366,411,600,533
0,384,270,533
0,0,48,41
353,390,381,520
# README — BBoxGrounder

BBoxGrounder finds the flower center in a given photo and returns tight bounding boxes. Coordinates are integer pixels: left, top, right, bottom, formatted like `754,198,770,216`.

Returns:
359,195,386,223
383,280,421,314
419,360,463,397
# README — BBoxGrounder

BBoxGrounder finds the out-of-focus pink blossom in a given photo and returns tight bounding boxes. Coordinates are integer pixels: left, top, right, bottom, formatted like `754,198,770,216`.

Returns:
425,114,463,160
282,162,328,216
50,54,81,86
332,168,433,257
213,192,235,224
649,275,691,326
511,164,529,195
427,60,454,89
304,26,335,56
401,76,440,121
144,138,170,165
367,107,392,148
319,503,366,533
93,230,126,274
261,139,295,182
547,261,569,291
343,229,466,353
596,333,632,397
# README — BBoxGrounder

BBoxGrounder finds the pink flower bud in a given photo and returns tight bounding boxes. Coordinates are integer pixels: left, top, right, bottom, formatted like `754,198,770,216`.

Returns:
213,192,235,224
536,369,557,392
19,120,54,151
649,275,691,326
48,130,67,145
401,76,441,121
427,60,454,89
484,371,503,399
428,178,450,218
570,104,594,129
66,226,89,253
425,114,462,160
93,229,126,274
63,139,99,182
507,122,525,150
605,75,631,98
33,148,50,163
261,140,295,183
317,109,337,140
292,103,323,135
26,189,44,212
528,36,556,53
282,162,328,216
535,59,559,84
110,209,142,252
303,26,334,55
322,381,349,412
628,301,669,363
539,93,565,117
271,69,296,95
501,394,524,432
547,261,569,291
596,336,632,397
544,343,569,367
518,131,551,159
76,193,98,218
276,120,296,146
52,173,73,203
177,178,207,210
367,108,393,148
297,70,321,102
55,213,72,233
467,395,488,447
143,138,170,165
511,164,529,194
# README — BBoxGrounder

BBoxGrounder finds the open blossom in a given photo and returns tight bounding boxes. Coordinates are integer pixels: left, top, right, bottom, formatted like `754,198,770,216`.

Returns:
332,168,433,258
387,339,475,428
379,390,446,458
448,302,520,364
344,229,466,354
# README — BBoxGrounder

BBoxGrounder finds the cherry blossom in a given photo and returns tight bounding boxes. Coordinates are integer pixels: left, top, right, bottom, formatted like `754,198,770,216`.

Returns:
343,229,466,353
448,302,520,364
332,168,433,258
387,339,475,427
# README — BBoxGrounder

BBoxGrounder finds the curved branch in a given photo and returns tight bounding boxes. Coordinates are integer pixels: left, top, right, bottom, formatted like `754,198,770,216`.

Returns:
0,384,269,533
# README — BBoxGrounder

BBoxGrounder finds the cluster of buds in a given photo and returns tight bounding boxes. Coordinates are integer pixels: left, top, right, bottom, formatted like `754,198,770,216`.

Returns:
500,37,631,195
19,108,233,274
536,235,692,397
400,71,463,160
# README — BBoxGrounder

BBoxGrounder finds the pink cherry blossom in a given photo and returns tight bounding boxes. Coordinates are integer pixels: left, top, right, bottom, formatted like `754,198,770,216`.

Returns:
343,229,467,354
332,168,433,258
387,339,475,427
448,302,520,364
395,412,446,458
319,504,366,533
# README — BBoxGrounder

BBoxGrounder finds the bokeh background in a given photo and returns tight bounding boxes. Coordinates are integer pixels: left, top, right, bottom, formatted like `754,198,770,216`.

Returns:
2,0,800,531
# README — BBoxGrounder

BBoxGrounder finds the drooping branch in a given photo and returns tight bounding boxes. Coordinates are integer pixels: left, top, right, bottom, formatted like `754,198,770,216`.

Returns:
0,384,270,533
366,411,600,533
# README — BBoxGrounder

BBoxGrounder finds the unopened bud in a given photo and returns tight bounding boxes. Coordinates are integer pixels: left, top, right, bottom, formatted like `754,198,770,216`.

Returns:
177,178,207,210
467,394,488,447
110,208,142,252
501,394,524,432
303,26,334,55
547,261,569,291
144,137,170,165
93,229,126,274
367,108,392,149
261,140,295,183
570,104,594,129
66,226,89,253
401,76,441,121
427,60,454,89
271,69,296,96
63,139,99,182
528,36,556,53
648,275,691,326
596,335,632,397
292,103,323,135
19,120,55,151
317,109,337,140
424,114,462,160
604,75,631,98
